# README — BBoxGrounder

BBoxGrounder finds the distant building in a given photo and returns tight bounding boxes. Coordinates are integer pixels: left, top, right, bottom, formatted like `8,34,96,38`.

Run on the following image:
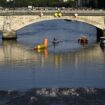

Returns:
77,0,98,7
76,0,105,8
98,0,105,9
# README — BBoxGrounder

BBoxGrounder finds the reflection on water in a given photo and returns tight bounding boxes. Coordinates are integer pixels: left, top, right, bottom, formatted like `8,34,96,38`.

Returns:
0,19,105,90
1,40,103,68
0,40,40,64
0,40,105,90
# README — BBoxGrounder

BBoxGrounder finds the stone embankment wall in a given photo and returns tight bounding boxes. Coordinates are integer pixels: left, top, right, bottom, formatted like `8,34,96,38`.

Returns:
0,88,105,105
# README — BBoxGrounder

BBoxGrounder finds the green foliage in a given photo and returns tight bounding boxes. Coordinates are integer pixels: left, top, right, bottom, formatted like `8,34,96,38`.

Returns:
0,0,104,8
0,0,76,7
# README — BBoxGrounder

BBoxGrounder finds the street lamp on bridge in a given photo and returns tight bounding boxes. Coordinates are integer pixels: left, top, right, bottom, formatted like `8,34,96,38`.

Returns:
6,0,14,8
6,0,13,2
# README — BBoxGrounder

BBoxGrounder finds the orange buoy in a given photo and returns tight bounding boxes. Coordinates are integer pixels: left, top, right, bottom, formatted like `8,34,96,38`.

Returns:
44,38,48,47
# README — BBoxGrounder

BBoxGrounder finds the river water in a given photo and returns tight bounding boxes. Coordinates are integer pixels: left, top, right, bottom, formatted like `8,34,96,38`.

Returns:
0,19,105,90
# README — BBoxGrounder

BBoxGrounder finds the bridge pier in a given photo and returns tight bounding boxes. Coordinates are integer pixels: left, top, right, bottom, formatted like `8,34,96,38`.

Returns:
103,29,105,37
2,30,17,40
96,28,103,42
96,29,105,42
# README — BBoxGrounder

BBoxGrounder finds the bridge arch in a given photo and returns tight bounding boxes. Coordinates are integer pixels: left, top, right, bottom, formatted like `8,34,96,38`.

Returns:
4,15,103,31
14,15,104,41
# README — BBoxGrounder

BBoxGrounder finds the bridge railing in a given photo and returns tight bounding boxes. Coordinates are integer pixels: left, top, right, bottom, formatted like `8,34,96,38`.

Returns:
0,9,105,16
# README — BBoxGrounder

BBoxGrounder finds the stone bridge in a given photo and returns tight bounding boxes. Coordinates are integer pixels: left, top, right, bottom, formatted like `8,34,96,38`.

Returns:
0,10,105,39
0,15,105,30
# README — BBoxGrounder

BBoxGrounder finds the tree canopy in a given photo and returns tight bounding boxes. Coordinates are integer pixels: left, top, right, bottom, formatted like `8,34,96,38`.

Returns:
0,0,105,8
0,0,76,7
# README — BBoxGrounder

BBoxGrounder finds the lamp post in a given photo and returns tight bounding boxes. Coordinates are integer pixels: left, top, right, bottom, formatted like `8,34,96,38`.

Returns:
75,0,78,7
6,0,14,8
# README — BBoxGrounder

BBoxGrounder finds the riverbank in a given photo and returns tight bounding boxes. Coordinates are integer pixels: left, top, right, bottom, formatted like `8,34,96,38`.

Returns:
0,88,105,105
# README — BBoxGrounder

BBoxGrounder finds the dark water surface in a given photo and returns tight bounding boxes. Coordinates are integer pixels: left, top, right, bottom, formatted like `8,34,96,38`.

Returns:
0,19,105,90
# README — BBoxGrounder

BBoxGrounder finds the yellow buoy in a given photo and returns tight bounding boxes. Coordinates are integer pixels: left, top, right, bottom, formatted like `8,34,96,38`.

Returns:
34,38,48,50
